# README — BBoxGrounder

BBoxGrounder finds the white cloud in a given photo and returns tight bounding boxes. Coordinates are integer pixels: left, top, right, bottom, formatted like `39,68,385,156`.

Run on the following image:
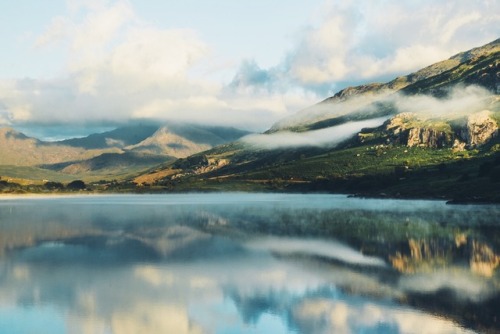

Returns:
1,0,498,132
296,0,499,84
35,17,72,48
242,117,388,149
0,0,318,131
232,0,499,94
292,299,476,334
392,85,493,118
399,269,495,302
111,302,204,334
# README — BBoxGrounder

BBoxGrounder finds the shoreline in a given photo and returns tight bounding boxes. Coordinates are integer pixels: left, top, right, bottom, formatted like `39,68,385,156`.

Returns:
1,189,499,205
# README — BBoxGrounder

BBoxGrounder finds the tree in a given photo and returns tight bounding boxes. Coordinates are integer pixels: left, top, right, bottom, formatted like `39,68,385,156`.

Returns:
45,181,64,190
67,180,86,190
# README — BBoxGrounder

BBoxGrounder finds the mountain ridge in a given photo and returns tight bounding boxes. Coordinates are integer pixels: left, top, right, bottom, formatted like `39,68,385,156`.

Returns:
128,38,500,202
1,38,499,201
270,38,499,133
0,123,250,183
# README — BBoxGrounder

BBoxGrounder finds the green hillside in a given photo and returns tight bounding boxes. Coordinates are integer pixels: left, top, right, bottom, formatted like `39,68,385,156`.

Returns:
2,39,499,200
128,39,500,202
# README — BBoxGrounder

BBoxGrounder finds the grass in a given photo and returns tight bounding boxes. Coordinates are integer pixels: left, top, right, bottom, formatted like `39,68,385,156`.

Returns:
0,164,157,185
0,165,75,183
143,140,500,202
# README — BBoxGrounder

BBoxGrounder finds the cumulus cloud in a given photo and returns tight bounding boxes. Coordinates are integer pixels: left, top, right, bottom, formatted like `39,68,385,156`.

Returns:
399,269,495,302
0,0,316,131
230,0,499,94
292,299,475,334
0,0,498,133
301,0,498,84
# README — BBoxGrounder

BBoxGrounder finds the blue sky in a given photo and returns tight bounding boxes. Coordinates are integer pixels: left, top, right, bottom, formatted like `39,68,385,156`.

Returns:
0,0,498,136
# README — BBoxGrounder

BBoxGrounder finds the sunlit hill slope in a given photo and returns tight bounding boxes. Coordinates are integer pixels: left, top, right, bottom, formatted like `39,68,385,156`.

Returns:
130,38,500,202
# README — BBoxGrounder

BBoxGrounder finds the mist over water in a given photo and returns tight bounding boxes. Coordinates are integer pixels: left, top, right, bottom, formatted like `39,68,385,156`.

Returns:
0,194,498,333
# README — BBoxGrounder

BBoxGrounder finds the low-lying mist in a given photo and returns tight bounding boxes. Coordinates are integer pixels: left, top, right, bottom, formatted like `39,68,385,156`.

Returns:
241,117,388,149
244,85,496,149
272,90,394,131
393,85,495,119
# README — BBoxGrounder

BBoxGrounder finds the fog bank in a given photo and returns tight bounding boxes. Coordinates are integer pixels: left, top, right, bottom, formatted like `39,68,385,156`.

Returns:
241,117,388,149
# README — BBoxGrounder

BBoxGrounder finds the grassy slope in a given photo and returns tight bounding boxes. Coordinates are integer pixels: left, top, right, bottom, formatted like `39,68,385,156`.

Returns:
0,163,159,184
271,40,499,133
136,127,500,202
139,41,500,200
0,166,76,183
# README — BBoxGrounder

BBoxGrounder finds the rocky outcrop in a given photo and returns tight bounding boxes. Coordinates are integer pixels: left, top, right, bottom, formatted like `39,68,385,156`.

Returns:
384,110,498,149
384,113,452,148
167,155,229,181
406,128,450,148
461,110,498,147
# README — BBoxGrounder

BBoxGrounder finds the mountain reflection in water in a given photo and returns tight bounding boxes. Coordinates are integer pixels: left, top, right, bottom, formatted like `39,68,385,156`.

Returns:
0,194,498,333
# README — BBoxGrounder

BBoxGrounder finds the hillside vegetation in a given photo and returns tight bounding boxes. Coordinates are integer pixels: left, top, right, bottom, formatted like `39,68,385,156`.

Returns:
1,39,499,201
128,38,500,202
0,123,249,185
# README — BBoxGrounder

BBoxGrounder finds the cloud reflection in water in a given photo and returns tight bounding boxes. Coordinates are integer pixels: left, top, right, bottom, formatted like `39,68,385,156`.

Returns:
0,194,496,333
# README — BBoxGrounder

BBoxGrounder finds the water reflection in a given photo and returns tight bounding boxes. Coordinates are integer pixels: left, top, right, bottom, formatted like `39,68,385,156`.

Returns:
0,194,498,333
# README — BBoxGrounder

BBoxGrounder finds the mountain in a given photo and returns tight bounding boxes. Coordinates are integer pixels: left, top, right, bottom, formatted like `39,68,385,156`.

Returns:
42,152,170,175
131,39,500,202
127,124,250,158
0,127,121,166
270,38,500,133
59,124,159,149
0,123,250,182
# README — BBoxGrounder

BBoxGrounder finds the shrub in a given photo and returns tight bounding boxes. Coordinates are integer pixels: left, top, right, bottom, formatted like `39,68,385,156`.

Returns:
67,180,86,190
45,181,64,190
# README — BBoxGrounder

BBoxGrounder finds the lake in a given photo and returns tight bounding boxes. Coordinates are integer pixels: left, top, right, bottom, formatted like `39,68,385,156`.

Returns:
0,193,498,333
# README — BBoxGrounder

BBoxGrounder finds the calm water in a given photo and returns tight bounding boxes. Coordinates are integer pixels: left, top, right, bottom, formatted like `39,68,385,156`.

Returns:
0,193,498,334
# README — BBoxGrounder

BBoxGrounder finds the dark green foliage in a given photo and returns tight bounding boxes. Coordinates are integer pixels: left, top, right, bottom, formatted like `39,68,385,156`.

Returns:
0,180,23,193
67,180,86,190
172,155,209,169
149,142,500,202
44,181,64,190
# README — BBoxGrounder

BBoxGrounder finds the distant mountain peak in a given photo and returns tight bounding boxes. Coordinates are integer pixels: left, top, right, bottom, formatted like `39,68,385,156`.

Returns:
127,126,212,158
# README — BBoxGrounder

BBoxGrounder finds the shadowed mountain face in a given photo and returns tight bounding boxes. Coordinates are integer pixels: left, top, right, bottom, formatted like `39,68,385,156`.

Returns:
59,123,249,151
59,124,159,149
41,152,172,174
127,124,250,158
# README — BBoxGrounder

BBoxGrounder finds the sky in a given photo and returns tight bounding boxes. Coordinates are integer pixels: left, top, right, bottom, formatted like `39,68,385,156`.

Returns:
0,0,498,138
